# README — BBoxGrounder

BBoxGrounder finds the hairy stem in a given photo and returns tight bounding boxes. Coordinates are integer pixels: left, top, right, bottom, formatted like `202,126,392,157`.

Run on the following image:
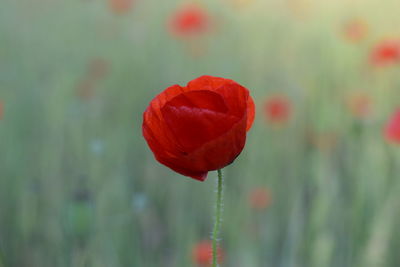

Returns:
212,169,223,267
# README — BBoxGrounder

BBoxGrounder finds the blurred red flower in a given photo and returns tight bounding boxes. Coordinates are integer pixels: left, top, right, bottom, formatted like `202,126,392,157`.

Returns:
76,79,95,100
76,58,110,100
346,92,372,119
370,39,400,66
192,240,223,266
264,95,292,125
308,131,338,152
248,187,272,210
342,18,368,43
385,109,400,144
87,58,110,80
142,75,255,181
108,0,134,14
169,3,211,38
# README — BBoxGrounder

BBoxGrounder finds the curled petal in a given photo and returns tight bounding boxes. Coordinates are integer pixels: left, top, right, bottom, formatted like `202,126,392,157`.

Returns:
188,75,251,120
161,90,239,152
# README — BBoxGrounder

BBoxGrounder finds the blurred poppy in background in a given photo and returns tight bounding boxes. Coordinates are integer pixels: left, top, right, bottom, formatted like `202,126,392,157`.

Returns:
346,91,372,119
168,3,212,39
76,58,110,101
264,94,292,125
108,0,134,14
192,240,223,266
142,75,255,181
370,39,400,66
76,79,95,101
342,18,368,43
248,187,272,210
308,131,339,152
384,109,400,144
87,58,110,80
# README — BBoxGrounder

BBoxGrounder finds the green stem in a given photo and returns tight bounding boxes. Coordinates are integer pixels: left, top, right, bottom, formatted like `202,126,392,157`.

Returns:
212,169,223,267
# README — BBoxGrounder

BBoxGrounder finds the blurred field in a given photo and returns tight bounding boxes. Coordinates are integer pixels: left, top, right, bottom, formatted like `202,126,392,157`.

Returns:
1,0,400,266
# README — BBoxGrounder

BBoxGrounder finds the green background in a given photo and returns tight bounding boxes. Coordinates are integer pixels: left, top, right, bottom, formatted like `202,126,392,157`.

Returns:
1,0,400,266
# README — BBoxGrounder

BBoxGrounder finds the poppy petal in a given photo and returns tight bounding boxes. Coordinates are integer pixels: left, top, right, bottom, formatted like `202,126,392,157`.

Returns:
246,96,255,131
188,75,251,119
161,90,239,152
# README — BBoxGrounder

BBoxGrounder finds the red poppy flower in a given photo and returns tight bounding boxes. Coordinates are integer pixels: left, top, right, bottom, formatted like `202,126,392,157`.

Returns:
192,240,223,266
169,3,211,38
108,0,134,14
370,39,400,66
384,109,400,144
342,18,368,43
142,75,255,181
264,94,292,125
248,187,272,210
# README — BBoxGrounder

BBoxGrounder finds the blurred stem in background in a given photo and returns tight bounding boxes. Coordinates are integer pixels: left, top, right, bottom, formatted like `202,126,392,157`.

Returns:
212,169,223,267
